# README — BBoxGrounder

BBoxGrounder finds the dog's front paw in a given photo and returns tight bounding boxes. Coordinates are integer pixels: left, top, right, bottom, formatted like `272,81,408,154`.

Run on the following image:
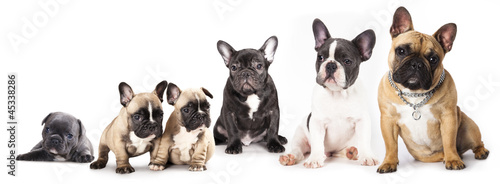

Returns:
189,164,207,171
225,142,242,154
445,159,466,170
76,154,94,163
16,154,28,161
278,135,288,145
116,165,135,174
303,155,325,169
267,141,285,153
377,162,397,173
279,154,296,166
148,163,165,171
345,146,358,160
358,154,379,166
89,160,107,169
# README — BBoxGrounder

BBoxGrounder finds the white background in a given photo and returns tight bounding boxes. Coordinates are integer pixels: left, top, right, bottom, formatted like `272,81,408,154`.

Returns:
1,0,499,183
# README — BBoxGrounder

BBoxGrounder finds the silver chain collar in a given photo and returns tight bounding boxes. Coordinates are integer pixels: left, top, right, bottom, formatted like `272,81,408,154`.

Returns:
388,69,445,120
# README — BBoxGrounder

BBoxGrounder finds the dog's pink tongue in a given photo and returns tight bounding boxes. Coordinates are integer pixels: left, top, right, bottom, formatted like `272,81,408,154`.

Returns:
49,148,58,154
408,77,418,83
147,134,156,139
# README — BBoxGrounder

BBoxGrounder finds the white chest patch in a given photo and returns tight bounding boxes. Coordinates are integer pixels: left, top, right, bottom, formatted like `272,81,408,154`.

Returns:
245,94,260,119
129,132,155,154
241,130,267,146
172,127,202,162
394,103,436,146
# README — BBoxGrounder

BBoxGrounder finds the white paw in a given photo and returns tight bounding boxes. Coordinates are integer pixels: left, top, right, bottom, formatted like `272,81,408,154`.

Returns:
188,164,207,171
303,155,326,169
279,154,297,166
149,164,165,171
358,155,379,166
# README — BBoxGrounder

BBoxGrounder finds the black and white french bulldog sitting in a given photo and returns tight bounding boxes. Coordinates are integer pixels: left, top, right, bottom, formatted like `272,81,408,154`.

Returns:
213,36,287,154
17,112,94,162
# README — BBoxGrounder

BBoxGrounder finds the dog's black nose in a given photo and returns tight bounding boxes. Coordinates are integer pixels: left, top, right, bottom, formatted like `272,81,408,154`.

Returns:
411,60,424,69
146,123,158,131
242,71,251,78
50,138,61,145
195,113,207,120
326,62,337,74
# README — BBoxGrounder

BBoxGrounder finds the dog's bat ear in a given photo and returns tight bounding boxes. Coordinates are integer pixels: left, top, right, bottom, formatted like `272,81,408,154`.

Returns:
260,36,278,63
153,80,168,103
119,82,135,107
433,23,457,53
41,113,54,125
77,119,86,139
167,83,181,105
313,18,331,51
390,6,414,38
352,29,376,61
201,87,213,99
217,40,236,67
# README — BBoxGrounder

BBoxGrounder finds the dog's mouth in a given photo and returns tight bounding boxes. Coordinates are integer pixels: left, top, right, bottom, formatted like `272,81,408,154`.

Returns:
49,148,58,154
407,77,418,84
323,76,336,84
393,71,432,90
43,137,67,155
145,134,156,139
242,83,254,91
134,123,162,139
132,131,158,141
138,132,161,139
239,82,257,95
185,124,207,133
319,74,348,90
185,113,210,132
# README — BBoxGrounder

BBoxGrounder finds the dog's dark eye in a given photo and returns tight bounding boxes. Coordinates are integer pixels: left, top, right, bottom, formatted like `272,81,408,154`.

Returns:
155,111,163,119
45,127,50,133
182,108,189,113
344,59,352,65
318,55,324,61
67,134,73,139
133,114,142,121
396,47,406,56
429,56,439,64
256,64,262,70
231,65,237,71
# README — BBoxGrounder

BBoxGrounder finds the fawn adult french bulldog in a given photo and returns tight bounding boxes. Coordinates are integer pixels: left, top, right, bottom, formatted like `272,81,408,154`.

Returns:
213,36,287,154
279,19,378,168
149,83,215,171
90,81,167,174
377,7,489,173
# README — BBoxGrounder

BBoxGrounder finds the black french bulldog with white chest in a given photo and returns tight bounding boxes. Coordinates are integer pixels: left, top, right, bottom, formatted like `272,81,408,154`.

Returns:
214,36,287,154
